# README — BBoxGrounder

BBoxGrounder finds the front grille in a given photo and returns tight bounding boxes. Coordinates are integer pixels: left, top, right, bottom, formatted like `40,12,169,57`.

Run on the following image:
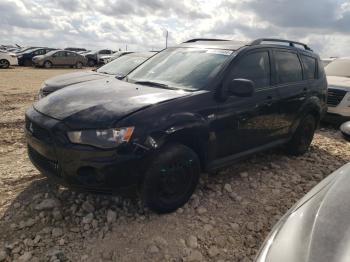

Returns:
327,88,347,107
25,116,53,143
28,146,61,177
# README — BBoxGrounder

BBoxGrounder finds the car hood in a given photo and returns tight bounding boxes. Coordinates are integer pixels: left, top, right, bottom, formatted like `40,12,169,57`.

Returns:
42,71,111,92
34,78,191,129
256,163,350,262
327,76,350,90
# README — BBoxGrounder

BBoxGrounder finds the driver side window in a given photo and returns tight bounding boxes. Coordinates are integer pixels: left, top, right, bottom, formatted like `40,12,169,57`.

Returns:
230,51,271,89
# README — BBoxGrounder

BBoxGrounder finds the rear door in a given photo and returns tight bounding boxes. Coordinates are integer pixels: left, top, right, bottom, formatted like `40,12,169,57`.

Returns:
52,51,67,65
214,49,284,158
66,51,77,65
272,49,307,135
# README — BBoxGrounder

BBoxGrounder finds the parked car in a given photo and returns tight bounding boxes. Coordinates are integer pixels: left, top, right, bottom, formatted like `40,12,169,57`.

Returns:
38,52,154,98
0,50,18,68
84,49,114,67
340,121,350,141
99,51,133,65
32,50,87,69
324,58,350,122
25,38,327,213
322,57,337,66
17,48,57,66
64,47,87,52
255,162,350,262
15,47,44,54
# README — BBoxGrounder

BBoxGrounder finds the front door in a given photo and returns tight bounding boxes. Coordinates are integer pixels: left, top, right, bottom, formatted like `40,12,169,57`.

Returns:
214,49,284,158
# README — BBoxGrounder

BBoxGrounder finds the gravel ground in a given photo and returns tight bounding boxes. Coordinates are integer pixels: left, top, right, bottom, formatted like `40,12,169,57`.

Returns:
0,67,349,262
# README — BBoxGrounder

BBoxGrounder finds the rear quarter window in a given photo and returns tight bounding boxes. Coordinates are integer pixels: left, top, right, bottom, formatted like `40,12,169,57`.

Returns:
301,55,317,80
274,51,303,84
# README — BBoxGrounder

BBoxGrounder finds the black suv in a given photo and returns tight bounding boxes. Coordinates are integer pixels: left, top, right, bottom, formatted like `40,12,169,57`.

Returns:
25,38,327,213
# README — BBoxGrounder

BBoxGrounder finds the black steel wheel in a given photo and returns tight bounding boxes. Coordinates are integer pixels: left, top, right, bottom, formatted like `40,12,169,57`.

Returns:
142,143,200,214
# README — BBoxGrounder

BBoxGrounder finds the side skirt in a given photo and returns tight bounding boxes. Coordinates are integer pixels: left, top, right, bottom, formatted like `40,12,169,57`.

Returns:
206,139,289,173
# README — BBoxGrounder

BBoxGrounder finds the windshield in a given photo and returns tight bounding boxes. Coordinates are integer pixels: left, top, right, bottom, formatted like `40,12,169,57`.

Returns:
97,54,151,77
127,48,233,91
325,59,350,77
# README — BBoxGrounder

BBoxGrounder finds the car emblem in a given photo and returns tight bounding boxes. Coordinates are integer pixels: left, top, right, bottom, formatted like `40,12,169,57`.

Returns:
29,122,34,133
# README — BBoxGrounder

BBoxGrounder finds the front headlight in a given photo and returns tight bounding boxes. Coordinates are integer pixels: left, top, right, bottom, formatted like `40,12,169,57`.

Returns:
67,127,135,149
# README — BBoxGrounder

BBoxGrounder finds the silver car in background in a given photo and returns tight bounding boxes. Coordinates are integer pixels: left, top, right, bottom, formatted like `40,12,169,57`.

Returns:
256,162,350,262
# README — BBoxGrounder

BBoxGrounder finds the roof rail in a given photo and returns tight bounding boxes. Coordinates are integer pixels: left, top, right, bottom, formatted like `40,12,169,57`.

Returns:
251,38,313,51
183,38,229,43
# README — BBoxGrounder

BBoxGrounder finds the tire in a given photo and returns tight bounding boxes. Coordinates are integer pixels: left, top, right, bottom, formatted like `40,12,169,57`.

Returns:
142,143,201,214
76,61,83,69
0,59,10,69
286,114,316,156
44,61,52,69
87,60,95,67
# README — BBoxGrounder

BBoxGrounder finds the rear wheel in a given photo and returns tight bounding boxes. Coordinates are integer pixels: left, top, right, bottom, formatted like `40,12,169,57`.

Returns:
87,60,95,67
286,114,316,156
44,61,52,69
142,144,201,214
0,59,10,69
76,61,83,69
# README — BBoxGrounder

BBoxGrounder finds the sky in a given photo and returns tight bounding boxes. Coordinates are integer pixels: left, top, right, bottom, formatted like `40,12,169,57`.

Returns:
1,0,350,57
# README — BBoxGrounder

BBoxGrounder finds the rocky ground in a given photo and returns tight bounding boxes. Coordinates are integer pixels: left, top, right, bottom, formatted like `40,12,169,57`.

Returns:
1,67,349,262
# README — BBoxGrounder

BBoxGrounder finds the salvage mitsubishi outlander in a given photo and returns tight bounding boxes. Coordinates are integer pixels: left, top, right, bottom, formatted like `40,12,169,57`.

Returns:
25,38,327,213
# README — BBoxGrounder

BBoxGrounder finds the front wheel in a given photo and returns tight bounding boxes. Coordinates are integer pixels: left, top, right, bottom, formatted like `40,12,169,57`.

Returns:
286,114,316,156
0,59,10,69
76,61,83,69
44,61,52,69
87,60,95,67
142,144,201,214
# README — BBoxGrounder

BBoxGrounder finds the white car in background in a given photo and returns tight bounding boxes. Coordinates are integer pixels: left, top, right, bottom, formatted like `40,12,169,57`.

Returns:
0,50,18,68
325,58,350,121
99,51,133,65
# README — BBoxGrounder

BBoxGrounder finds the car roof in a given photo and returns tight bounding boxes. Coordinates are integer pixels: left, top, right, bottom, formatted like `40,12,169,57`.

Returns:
175,38,317,56
177,40,250,51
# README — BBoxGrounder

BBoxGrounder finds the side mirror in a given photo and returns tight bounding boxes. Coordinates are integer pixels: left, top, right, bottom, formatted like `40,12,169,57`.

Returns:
227,78,255,97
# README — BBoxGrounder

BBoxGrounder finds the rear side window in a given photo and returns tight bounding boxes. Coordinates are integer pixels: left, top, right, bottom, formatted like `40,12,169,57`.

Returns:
274,51,302,84
301,55,316,80
230,51,270,89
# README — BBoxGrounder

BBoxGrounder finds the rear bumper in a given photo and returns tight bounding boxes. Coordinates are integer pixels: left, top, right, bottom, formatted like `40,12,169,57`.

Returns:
25,108,149,191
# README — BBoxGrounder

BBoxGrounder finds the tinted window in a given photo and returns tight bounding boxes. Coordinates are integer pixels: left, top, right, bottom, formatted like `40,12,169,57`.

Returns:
301,55,316,80
275,51,302,84
67,52,77,57
231,51,270,89
99,50,111,55
33,49,45,55
54,51,66,57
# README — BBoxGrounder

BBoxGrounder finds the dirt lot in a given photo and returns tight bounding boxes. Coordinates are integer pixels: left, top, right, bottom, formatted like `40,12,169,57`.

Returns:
0,67,349,262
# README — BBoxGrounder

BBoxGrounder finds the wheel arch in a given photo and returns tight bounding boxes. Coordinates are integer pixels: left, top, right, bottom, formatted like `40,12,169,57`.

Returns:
291,97,322,133
146,120,210,171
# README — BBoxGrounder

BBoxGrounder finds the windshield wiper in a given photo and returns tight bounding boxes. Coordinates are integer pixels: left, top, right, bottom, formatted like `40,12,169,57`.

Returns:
134,80,176,90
